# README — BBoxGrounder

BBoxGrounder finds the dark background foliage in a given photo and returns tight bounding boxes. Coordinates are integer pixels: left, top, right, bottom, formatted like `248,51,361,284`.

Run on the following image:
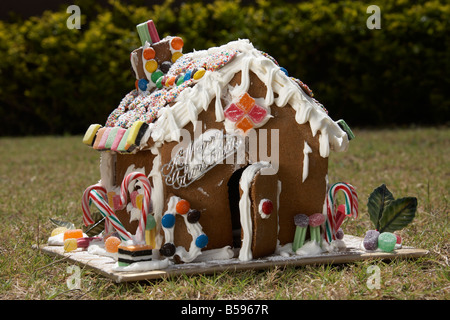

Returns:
0,0,448,136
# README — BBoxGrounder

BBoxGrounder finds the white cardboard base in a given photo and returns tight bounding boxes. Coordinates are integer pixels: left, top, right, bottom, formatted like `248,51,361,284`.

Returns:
40,235,428,283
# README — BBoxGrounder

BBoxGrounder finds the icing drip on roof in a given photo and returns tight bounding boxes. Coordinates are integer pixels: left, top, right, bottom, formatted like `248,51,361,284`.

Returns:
106,39,348,157
152,39,349,157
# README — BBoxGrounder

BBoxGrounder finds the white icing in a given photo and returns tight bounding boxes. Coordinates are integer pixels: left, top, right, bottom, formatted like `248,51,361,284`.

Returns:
295,240,323,256
197,187,209,197
113,258,170,272
238,161,271,261
123,165,146,223
99,152,115,190
192,246,234,262
149,145,164,249
130,50,140,80
151,39,349,158
258,199,272,219
161,196,206,263
302,141,312,183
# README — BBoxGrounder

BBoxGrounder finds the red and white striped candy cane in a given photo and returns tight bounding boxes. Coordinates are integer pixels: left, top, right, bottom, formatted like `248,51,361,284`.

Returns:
119,172,152,243
89,189,132,241
82,183,106,226
323,182,358,243
82,183,117,238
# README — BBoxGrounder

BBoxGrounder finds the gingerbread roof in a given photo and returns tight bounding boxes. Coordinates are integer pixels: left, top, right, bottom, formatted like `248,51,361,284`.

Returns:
87,39,350,158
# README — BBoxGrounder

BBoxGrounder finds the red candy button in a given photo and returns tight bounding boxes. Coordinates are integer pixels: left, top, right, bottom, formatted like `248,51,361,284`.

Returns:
261,199,273,215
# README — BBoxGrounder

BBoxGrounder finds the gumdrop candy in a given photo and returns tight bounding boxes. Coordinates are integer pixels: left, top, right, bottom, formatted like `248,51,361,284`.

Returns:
363,230,380,251
378,232,397,252
336,228,344,240
308,213,325,227
51,227,68,237
63,229,83,241
294,214,309,228
64,238,78,252
105,236,121,253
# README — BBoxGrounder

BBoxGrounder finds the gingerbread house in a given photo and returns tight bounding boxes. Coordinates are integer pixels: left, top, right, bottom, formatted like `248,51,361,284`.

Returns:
81,20,356,266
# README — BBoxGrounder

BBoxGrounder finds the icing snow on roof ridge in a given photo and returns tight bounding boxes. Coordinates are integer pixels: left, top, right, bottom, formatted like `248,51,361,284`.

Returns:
151,39,349,157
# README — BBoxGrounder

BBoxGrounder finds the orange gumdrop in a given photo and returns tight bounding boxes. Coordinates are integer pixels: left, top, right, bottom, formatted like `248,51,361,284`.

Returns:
63,229,83,241
176,199,190,215
105,236,121,253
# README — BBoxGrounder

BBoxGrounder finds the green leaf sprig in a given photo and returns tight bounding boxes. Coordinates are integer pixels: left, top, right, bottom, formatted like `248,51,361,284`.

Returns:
367,184,417,233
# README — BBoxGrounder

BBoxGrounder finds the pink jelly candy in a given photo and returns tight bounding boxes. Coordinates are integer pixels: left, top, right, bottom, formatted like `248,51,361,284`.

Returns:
224,103,245,122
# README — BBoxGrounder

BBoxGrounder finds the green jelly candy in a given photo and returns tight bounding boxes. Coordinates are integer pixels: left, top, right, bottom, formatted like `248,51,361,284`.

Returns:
146,215,156,230
377,232,397,252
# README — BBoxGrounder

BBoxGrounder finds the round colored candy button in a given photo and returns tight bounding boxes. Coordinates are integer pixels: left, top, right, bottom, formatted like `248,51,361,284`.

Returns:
171,52,183,63
138,79,149,91
143,47,155,60
155,76,164,89
187,209,201,223
161,213,176,229
176,74,185,86
160,61,172,74
145,60,158,73
160,243,176,257
280,67,289,76
193,68,206,80
184,70,192,81
170,37,184,51
261,199,273,215
166,76,176,87
195,234,208,249
151,70,164,84
176,199,190,215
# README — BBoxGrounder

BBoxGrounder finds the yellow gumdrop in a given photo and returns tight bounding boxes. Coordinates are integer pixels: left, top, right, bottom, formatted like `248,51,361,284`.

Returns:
64,238,78,252
51,227,68,237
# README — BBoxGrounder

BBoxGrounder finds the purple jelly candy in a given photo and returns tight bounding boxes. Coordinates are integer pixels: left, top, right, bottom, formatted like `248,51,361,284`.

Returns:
294,214,309,228
336,228,344,240
363,230,380,251
309,213,325,227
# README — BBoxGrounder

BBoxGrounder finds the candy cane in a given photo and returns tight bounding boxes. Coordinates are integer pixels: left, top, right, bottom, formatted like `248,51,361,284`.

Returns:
82,183,122,239
89,189,132,241
323,182,358,243
81,172,152,243
82,183,107,226
117,172,152,243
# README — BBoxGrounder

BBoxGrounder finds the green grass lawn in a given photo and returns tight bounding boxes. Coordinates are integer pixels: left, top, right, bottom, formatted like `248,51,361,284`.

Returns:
0,127,448,300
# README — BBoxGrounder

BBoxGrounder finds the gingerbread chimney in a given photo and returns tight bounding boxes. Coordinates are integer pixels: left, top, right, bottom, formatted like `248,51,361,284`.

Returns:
130,20,184,92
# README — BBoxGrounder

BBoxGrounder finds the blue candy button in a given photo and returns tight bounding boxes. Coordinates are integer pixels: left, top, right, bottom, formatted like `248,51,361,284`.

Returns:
195,234,208,249
279,67,289,76
161,213,175,229
138,78,149,91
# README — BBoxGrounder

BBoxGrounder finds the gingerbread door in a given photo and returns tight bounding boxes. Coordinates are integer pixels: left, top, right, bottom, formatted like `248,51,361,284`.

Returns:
238,162,279,261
